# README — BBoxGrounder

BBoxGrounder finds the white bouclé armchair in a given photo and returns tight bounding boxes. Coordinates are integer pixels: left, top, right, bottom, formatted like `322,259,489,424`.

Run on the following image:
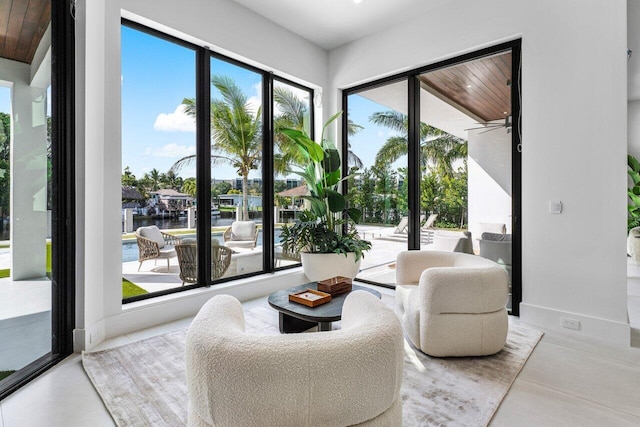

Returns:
186,291,404,427
395,250,509,357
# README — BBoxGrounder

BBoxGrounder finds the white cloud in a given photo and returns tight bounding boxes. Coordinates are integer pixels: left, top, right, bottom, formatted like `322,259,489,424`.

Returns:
144,143,196,159
246,82,263,117
153,104,196,132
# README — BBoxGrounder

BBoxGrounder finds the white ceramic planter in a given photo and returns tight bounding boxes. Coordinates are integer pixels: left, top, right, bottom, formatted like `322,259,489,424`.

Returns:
300,252,361,282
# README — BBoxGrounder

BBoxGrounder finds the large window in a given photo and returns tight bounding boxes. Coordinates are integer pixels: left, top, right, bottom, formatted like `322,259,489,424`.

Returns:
121,24,197,298
120,22,314,302
273,79,313,269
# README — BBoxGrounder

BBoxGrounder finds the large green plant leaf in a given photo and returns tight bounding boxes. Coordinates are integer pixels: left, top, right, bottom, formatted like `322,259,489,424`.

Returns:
281,128,324,162
630,192,640,207
630,155,640,172
325,189,346,212
320,111,343,144
346,207,362,223
322,146,341,174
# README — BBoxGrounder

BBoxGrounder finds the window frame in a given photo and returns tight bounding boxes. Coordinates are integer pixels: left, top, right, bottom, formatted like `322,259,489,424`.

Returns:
121,20,315,302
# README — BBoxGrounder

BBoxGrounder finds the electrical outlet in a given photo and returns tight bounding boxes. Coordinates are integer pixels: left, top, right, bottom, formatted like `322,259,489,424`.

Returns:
561,317,580,331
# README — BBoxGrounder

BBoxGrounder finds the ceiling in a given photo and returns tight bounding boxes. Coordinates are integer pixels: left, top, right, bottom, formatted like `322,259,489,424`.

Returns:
231,0,450,50
419,52,512,122
357,51,512,140
0,0,50,64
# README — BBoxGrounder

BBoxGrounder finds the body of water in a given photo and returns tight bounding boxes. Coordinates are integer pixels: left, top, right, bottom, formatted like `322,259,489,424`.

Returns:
123,217,278,262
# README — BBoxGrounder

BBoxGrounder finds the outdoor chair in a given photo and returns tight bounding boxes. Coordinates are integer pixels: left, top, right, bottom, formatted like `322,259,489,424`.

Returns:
479,232,512,284
175,241,233,285
420,213,438,244
135,226,181,271
393,216,409,234
223,220,259,249
432,230,473,254
275,244,301,267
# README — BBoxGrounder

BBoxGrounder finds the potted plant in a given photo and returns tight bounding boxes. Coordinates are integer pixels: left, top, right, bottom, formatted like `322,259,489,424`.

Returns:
279,111,371,281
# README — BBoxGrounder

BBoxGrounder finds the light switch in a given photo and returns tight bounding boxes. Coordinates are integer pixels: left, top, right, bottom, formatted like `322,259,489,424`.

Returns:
549,201,562,214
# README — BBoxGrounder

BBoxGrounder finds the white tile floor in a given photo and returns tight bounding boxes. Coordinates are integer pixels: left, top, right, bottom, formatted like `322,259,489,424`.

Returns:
1,277,640,426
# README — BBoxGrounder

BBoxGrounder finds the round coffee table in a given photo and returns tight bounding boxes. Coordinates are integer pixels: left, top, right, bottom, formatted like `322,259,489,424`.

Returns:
268,282,381,333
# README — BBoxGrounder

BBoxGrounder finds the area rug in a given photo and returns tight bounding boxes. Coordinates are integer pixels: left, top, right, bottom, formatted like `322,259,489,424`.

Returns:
83,296,543,427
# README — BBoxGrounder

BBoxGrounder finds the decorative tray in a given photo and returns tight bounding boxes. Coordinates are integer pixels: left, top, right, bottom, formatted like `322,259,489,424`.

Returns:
317,276,353,296
289,289,332,307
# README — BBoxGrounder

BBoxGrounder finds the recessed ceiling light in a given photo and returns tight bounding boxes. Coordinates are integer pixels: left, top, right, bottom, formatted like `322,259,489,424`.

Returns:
466,85,472,88
353,0,363,4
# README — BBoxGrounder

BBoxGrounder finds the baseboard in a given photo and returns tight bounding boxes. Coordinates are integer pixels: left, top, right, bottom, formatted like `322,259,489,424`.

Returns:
102,270,309,342
519,303,630,347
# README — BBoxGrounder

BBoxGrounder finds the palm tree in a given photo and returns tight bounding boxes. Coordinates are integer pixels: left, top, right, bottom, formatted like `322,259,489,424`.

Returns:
273,86,310,174
146,168,162,191
181,178,197,197
172,75,262,220
370,110,467,177
273,86,365,171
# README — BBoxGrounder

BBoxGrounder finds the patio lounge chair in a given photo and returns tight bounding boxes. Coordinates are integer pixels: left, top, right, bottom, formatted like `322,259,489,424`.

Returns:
420,213,438,244
393,217,409,234
223,220,259,249
175,241,233,285
135,226,181,271
393,215,426,235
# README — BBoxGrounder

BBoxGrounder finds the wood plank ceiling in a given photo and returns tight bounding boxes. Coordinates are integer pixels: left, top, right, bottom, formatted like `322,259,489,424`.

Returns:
0,0,50,64
419,52,512,122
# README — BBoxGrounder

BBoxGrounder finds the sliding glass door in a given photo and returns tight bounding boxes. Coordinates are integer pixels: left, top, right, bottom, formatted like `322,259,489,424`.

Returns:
0,0,75,399
343,41,521,314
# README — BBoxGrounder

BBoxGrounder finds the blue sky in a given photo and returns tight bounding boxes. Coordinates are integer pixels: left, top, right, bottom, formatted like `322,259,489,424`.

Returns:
122,26,401,183
1,28,398,186
0,87,10,113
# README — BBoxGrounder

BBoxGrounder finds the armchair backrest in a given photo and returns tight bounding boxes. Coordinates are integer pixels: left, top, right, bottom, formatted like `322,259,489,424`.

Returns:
186,291,403,427
137,226,165,248
230,221,256,241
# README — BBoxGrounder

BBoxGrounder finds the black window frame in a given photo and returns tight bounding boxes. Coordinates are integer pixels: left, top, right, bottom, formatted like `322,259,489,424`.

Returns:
121,20,315,303
341,40,522,315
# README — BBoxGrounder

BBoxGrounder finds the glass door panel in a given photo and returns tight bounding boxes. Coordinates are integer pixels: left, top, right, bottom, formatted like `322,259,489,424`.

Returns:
347,80,408,286
418,51,513,309
0,0,53,388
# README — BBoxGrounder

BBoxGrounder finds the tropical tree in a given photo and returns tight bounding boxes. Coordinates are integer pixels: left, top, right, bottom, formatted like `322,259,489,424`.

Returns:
173,75,262,220
145,168,162,191
273,86,309,174
181,177,197,197
273,86,364,171
370,110,467,177
122,166,137,187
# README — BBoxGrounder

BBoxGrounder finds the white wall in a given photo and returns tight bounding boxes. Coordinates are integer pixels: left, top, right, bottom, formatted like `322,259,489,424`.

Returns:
468,126,512,250
329,0,629,344
75,0,329,349
0,58,48,280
